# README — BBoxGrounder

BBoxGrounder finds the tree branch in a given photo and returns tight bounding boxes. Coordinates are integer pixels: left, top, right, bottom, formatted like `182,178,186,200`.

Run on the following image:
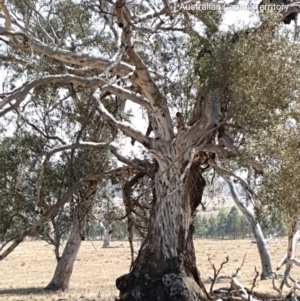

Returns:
0,178,84,261
208,256,229,294
0,166,137,261
208,159,255,197
0,74,150,117
0,0,12,31
95,100,153,148
116,0,174,141
223,176,256,224
36,141,150,202
0,29,134,77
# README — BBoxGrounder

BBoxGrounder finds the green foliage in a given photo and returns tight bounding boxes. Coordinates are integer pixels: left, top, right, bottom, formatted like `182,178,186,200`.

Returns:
189,21,300,227
226,206,240,239
207,216,217,238
239,215,251,239
113,219,128,241
194,215,207,238
193,206,287,239
217,209,228,239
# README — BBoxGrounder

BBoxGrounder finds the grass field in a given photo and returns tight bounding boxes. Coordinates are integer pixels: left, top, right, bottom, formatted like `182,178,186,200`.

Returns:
0,239,297,300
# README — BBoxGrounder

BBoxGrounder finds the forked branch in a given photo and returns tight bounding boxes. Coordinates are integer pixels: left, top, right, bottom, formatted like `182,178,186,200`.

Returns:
208,255,229,294
95,101,153,148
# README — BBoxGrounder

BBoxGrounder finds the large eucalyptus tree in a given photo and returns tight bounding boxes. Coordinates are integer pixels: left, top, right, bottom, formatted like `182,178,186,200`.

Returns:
0,0,300,300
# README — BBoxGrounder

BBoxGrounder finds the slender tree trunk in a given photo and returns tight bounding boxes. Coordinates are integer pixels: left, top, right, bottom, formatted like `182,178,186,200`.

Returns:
251,223,273,279
45,180,97,291
225,177,273,279
117,165,208,301
278,217,300,291
45,215,84,291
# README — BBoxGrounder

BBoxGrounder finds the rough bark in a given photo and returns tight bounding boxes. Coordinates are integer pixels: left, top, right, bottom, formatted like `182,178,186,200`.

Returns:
116,164,208,301
45,180,97,291
225,178,273,279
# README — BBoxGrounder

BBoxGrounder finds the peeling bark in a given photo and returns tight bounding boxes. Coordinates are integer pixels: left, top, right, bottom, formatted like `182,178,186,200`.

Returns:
117,164,208,301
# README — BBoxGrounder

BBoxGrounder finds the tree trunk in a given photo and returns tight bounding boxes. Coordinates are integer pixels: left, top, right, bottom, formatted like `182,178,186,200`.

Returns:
45,180,97,291
117,165,208,301
251,223,273,279
225,177,273,279
102,229,113,248
278,217,300,291
45,215,83,291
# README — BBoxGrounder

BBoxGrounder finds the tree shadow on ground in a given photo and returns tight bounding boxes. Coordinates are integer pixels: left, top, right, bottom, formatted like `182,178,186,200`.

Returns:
0,287,49,295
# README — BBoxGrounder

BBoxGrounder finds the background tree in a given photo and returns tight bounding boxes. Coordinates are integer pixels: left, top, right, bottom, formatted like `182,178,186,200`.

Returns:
208,216,218,239
255,108,300,290
194,215,208,239
217,210,227,239
239,215,251,239
226,206,240,239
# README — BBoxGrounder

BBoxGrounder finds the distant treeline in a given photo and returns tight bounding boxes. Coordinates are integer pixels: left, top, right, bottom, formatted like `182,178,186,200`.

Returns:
85,206,288,241
193,206,288,239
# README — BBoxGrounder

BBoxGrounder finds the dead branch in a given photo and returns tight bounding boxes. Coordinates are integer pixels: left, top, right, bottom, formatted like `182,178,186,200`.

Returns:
250,267,260,295
230,259,260,301
277,254,287,271
231,276,260,301
233,252,247,278
272,272,282,296
208,255,229,294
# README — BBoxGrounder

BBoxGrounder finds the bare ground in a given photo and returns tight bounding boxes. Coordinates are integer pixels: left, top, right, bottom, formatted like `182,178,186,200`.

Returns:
0,239,295,300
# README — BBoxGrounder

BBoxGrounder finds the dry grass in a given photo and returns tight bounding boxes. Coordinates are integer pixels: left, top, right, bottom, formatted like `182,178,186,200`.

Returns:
0,239,297,300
